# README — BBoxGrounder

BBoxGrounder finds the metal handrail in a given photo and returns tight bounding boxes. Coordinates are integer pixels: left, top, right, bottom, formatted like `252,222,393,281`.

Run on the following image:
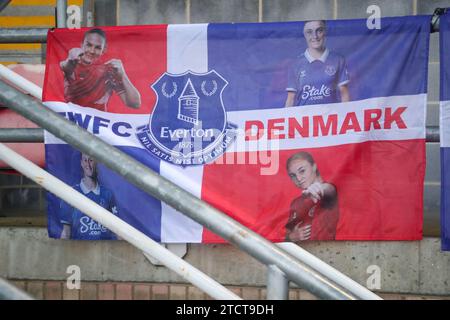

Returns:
0,28,48,43
0,129,44,142
0,142,240,300
0,1,11,14
0,278,33,300
0,64,42,99
0,79,364,300
278,242,381,300
0,127,440,143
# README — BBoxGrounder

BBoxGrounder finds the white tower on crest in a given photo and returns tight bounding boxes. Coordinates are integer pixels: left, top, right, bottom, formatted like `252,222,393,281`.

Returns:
178,78,199,125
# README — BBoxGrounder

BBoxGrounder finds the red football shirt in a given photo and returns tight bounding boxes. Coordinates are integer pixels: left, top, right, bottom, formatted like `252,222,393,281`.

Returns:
63,62,124,111
286,194,339,240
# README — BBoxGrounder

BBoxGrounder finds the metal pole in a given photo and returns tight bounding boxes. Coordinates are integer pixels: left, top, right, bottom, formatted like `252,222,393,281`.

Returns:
278,242,382,300
0,80,356,300
57,0,67,28
0,127,440,143
427,126,439,143
0,142,241,300
0,1,11,14
266,265,289,300
0,28,48,43
0,64,43,100
0,129,44,142
0,278,33,300
431,8,447,33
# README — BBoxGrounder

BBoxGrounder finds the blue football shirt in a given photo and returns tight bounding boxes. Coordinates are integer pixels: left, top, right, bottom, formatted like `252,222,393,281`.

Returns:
287,48,349,106
60,181,118,240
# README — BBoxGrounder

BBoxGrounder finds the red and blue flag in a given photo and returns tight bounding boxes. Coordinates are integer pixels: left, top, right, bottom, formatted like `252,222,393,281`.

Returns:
43,16,429,242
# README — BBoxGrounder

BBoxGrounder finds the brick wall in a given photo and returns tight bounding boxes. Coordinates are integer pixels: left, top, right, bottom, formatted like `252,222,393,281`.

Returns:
8,279,450,300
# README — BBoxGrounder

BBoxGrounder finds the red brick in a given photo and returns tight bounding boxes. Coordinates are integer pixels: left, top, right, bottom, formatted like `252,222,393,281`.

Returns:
204,292,214,300
133,284,151,300
298,289,318,300
10,280,27,292
169,285,187,300
116,283,133,300
80,283,97,300
380,293,450,300
151,284,169,300
408,295,450,300
63,286,80,300
242,287,261,300
98,283,115,300
187,286,205,300
288,289,299,300
229,287,242,299
44,281,62,300
380,293,407,300
218,286,242,300
404,295,427,300
260,288,267,300
6,280,30,299
421,295,449,300
26,281,44,300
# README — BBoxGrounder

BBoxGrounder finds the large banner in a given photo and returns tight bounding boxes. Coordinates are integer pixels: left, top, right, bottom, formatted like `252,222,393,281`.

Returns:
440,9,450,251
43,16,429,242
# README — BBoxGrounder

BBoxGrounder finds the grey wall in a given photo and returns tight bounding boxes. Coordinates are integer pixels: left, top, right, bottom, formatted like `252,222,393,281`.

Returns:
116,0,438,24
1,228,449,296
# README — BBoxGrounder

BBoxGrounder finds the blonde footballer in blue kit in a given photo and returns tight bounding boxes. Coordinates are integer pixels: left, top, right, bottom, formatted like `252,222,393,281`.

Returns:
59,153,118,240
285,20,350,107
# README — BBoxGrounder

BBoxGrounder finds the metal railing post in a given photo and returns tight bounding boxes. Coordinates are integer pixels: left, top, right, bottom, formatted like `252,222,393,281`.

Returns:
0,80,358,300
431,8,447,33
427,126,440,142
266,265,289,300
57,0,67,28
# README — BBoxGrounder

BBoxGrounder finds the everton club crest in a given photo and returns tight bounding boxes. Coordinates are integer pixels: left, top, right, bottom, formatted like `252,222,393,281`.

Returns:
136,70,237,166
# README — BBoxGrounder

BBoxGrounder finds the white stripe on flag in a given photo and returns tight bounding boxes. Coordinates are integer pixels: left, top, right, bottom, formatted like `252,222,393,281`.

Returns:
43,101,148,146
44,93,426,152
167,24,208,73
160,24,209,243
226,93,427,152
441,100,450,147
